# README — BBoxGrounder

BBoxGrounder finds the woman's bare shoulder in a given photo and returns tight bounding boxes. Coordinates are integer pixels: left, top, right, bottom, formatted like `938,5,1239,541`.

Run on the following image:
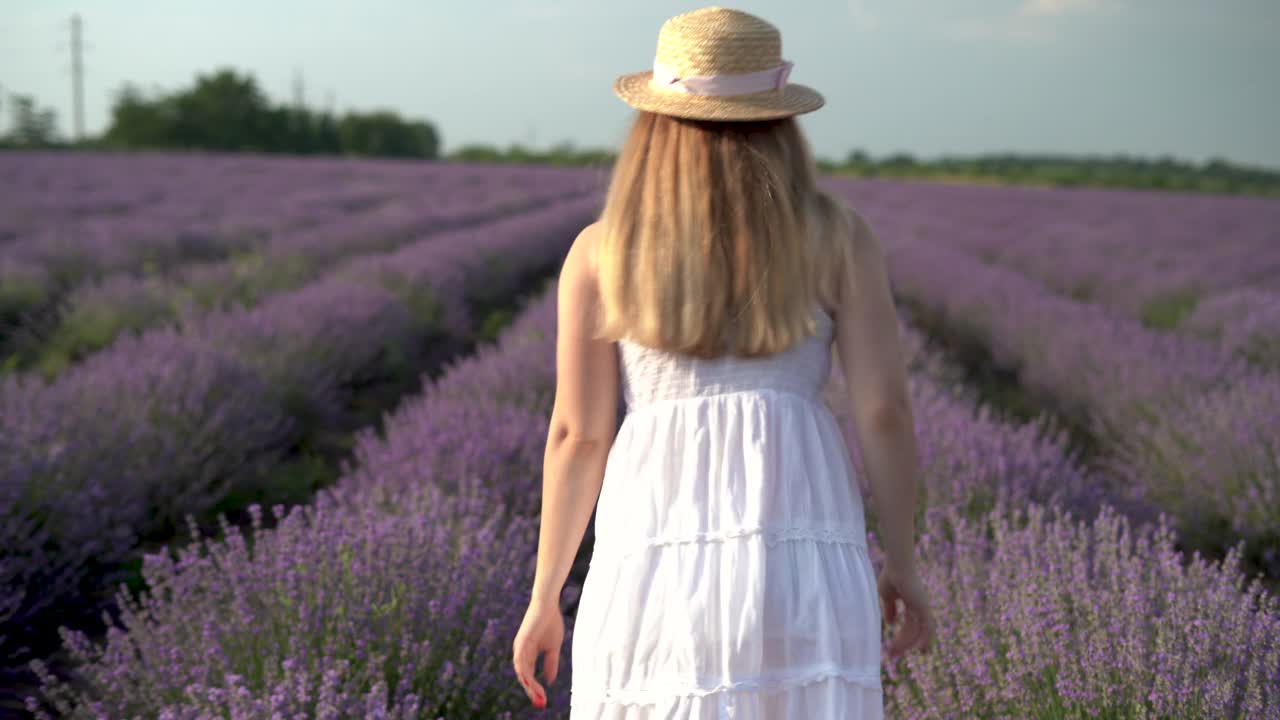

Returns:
833,203,883,268
573,220,604,272
819,202,883,315
580,220,604,242
560,220,604,294
833,202,874,244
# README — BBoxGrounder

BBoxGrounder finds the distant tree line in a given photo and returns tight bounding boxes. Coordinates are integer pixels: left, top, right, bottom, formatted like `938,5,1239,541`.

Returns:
437,142,1269,194
3,77,1277,195
0,69,439,159
447,141,614,168
1,94,61,147
441,143,1278,196
103,69,439,158
814,150,1280,196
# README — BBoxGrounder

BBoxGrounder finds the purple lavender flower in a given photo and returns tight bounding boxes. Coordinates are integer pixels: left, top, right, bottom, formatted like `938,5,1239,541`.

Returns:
1184,287,1280,371
872,501,1280,719
3,151,602,378
27,287,578,719
2,187,601,677
34,279,1275,719
881,238,1279,560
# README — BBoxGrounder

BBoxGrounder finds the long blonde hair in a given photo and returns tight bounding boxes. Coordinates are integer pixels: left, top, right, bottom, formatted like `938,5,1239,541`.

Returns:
593,110,853,358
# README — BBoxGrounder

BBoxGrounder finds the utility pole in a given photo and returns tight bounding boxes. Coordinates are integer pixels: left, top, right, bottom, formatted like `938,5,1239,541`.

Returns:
70,13,85,142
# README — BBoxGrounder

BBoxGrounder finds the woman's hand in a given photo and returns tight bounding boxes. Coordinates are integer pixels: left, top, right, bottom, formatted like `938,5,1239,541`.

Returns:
512,600,564,710
878,565,936,659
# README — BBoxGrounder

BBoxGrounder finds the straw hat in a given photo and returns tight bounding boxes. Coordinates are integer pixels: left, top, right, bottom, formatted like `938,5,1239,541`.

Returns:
614,6,824,122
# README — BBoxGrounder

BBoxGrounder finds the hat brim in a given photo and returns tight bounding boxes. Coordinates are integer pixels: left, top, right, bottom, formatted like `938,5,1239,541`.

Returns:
614,71,825,121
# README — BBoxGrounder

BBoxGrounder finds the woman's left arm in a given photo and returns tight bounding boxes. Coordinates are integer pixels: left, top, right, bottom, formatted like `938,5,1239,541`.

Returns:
513,222,618,706
529,221,618,610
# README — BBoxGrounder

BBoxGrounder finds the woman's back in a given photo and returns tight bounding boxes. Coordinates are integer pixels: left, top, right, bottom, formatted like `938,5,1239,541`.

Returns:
513,8,933,718
569,301,885,718
616,302,835,411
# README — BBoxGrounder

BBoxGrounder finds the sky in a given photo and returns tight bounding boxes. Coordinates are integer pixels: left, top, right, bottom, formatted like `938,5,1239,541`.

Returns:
2,0,1278,168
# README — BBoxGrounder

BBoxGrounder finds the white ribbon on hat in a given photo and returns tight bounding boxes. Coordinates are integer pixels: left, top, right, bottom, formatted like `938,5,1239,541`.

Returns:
650,60,794,96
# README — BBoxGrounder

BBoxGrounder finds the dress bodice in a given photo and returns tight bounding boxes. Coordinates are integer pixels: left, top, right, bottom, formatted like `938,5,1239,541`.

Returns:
617,304,835,412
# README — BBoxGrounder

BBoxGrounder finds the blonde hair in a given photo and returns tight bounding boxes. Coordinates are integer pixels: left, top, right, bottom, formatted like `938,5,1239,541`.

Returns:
593,110,854,359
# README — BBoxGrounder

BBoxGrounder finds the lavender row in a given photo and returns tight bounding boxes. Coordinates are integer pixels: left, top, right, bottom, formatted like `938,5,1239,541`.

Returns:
830,320,1276,718
1181,287,1280,371
29,484,556,720
820,176,1280,369
0,194,601,675
28,287,574,719
819,175,1280,309
1,151,401,229
886,239,1280,567
0,151,599,272
825,319,1125,530
30,286,1277,717
23,175,596,377
0,151,602,344
874,500,1279,719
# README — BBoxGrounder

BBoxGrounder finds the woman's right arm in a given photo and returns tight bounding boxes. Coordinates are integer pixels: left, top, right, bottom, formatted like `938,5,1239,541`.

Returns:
832,208,922,579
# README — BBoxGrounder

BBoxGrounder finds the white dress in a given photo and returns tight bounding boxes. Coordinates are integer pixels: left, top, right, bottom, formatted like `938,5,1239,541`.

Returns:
570,304,885,719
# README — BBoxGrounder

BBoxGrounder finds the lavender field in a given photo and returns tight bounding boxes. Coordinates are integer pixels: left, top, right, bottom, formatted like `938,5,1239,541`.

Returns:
818,177,1280,577
27,287,1278,718
5,154,1278,718
817,177,1280,368
0,152,601,376
0,151,606,710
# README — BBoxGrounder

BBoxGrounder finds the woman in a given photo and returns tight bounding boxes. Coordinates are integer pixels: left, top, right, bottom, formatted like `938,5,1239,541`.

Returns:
513,7,935,718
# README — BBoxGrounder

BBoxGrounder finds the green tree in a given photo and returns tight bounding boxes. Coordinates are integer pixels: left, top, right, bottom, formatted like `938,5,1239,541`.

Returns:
104,85,175,147
448,143,504,162
338,112,439,158
6,94,59,146
171,70,271,151
101,67,438,159
844,149,871,166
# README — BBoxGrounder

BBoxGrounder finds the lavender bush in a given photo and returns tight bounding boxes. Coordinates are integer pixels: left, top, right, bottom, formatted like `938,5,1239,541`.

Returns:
334,195,599,339
820,175,1280,337
1183,287,1280,371
8,155,600,377
0,151,602,311
873,502,1280,719
1,194,600,675
0,329,294,674
885,239,1280,561
823,315,1125,530
18,167,1276,715
28,287,577,719
33,280,1278,718
0,257,50,335
29,482,566,720
2,153,335,310
423,296,559,414
1117,373,1280,570
340,291,561,516
191,280,419,439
